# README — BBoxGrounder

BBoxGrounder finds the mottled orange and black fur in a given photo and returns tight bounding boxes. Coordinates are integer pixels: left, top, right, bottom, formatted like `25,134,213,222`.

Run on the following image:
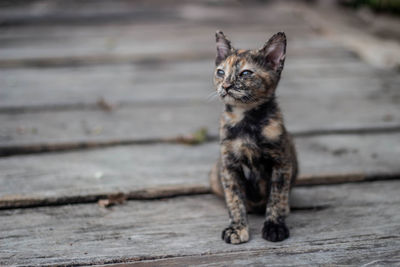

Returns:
210,31,298,244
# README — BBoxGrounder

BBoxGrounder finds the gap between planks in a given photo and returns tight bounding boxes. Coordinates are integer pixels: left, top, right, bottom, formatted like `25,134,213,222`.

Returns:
1,124,400,157
0,52,212,69
1,172,399,210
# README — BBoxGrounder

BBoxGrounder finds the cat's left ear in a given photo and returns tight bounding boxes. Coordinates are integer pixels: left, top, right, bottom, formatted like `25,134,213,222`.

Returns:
259,32,286,73
215,30,232,66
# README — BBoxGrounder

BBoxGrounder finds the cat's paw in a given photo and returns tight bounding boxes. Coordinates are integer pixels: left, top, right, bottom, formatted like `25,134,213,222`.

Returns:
262,220,289,242
222,225,249,244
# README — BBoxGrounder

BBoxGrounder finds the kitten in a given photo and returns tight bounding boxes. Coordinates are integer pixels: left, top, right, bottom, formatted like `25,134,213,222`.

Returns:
210,31,298,244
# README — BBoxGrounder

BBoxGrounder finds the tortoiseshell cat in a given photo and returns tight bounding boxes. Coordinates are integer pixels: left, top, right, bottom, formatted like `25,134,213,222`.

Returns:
210,31,298,244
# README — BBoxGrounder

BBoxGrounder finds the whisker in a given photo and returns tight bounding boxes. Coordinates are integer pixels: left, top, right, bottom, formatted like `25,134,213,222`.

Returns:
206,91,219,102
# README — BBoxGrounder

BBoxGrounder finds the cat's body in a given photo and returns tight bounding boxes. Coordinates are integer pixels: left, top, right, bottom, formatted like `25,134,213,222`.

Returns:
210,31,298,244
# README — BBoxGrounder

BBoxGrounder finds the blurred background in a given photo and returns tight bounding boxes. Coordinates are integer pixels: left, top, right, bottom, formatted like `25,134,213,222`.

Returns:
0,0,399,149
1,0,400,203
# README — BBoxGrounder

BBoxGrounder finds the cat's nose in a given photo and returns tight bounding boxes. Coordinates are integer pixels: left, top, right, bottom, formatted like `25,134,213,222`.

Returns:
222,82,233,91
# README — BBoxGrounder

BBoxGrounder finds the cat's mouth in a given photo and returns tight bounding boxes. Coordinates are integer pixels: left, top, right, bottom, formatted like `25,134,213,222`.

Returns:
219,88,237,99
218,87,257,105
218,92,238,104
220,91,236,101
222,90,252,103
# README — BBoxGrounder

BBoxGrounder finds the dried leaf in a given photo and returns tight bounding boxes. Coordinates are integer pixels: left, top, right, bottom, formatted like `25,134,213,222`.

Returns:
97,97,113,111
176,127,208,145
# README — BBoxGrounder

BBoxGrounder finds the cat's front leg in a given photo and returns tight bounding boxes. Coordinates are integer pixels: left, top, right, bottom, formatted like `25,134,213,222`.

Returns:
220,166,249,244
262,164,292,242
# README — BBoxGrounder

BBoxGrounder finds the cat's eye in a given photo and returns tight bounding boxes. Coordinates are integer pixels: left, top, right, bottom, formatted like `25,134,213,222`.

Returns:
240,70,253,76
216,69,225,77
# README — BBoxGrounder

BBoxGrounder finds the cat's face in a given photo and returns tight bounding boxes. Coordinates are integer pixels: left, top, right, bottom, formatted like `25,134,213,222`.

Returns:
213,31,286,107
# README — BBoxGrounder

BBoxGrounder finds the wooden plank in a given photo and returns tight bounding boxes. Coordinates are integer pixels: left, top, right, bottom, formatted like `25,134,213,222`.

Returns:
0,0,182,27
123,248,399,267
0,61,213,109
0,102,221,149
280,76,400,133
0,133,399,208
1,181,399,266
0,1,303,27
0,142,218,208
0,58,380,109
294,133,400,183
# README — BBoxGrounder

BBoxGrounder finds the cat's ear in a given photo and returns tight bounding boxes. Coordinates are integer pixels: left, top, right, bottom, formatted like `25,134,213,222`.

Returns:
259,32,286,73
215,30,232,66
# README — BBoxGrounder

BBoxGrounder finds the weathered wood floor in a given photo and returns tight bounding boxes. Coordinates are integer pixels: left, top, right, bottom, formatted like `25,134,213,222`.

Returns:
1,1,399,266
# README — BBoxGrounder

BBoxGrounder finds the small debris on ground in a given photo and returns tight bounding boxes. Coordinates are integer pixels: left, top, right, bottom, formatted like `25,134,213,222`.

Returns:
332,148,358,156
98,193,127,208
175,127,208,145
97,97,113,111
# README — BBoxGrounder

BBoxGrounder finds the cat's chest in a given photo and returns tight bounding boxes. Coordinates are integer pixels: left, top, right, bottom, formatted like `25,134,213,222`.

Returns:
224,137,262,162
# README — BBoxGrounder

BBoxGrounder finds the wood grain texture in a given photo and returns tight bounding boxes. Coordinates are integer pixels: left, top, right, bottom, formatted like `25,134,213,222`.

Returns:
0,26,336,64
0,0,303,27
1,133,399,208
0,1,318,63
0,58,387,109
0,102,222,149
1,181,399,266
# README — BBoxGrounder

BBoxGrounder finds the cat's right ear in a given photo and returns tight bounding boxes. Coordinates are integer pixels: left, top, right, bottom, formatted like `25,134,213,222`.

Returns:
215,30,232,66
259,32,286,73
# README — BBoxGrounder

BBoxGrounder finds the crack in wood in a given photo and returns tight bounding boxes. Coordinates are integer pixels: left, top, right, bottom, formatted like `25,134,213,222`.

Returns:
0,185,211,210
0,99,208,114
0,52,212,69
1,172,400,210
1,125,400,157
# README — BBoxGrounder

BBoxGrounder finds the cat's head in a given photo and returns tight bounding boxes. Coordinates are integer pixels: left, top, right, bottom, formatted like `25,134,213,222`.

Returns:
213,31,286,107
